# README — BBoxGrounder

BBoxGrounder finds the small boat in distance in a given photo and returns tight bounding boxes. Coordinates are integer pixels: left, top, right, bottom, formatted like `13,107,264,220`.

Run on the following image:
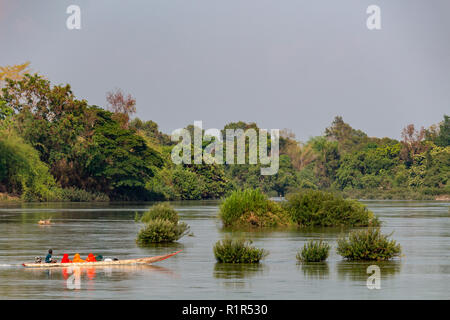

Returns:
22,250,182,268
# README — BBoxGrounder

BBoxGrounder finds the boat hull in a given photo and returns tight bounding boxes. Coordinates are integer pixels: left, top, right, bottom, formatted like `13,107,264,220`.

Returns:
22,250,182,268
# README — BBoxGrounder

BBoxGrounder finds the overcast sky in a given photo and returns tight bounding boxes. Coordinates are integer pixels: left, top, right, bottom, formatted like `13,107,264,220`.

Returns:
1,0,449,141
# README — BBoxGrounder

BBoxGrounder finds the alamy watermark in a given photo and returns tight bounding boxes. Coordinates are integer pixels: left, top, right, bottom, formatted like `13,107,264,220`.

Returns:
66,5,81,30
66,4,382,32
170,121,280,175
366,5,381,30
66,266,81,290
366,265,381,289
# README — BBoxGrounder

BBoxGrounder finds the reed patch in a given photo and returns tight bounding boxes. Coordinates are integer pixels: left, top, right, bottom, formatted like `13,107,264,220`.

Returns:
213,238,268,263
337,228,401,261
219,189,290,228
297,240,330,262
219,188,379,229
284,190,379,227
140,203,179,224
136,203,189,244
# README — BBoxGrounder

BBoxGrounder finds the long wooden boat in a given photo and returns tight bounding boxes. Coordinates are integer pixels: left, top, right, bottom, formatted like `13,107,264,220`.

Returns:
22,250,182,268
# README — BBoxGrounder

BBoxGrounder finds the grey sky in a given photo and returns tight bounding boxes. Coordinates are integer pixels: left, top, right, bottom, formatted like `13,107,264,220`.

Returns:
1,0,449,142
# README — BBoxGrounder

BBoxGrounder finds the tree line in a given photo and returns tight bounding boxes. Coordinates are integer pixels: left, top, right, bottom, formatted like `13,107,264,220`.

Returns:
0,65,448,201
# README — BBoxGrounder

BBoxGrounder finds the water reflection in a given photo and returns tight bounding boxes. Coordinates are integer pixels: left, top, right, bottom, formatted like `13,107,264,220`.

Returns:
23,264,176,290
298,262,330,280
213,263,266,280
213,263,266,289
337,260,402,281
136,242,185,250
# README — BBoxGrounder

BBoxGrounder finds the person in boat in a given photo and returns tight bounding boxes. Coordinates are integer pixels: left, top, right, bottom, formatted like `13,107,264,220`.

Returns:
85,253,97,262
61,253,72,263
73,253,85,263
45,249,57,263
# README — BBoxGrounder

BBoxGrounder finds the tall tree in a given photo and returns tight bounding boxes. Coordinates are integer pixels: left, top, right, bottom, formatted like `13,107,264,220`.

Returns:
325,116,369,153
435,115,450,147
1,74,89,165
106,88,136,128
400,124,428,167
87,109,163,199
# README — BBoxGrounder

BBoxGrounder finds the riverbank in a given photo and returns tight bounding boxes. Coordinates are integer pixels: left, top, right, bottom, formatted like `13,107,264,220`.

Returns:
336,188,450,201
0,192,20,202
2,191,449,204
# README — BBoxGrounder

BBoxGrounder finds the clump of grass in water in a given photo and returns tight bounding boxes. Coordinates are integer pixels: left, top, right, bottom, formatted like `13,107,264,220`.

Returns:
337,227,401,261
136,203,189,244
140,203,178,224
220,188,380,229
284,190,379,227
137,219,190,244
219,189,290,227
297,240,330,262
213,238,268,263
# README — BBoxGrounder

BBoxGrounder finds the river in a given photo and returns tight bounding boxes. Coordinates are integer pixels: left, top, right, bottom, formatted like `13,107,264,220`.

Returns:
0,200,448,299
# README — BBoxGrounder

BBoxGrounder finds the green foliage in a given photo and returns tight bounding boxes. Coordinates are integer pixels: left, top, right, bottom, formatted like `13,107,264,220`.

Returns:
297,240,330,262
219,188,290,227
337,228,401,261
136,203,189,244
0,130,59,201
58,187,109,202
224,155,300,197
141,203,178,224
187,164,229,199
136,218,190,244
339,187,448,200
2,74,90,167
1,75,163,201
87,109,164,200
147,164,229,201
130,118,173,146
334,143,401,190
284,190,378,227
171,166,205,200
325,116,370,154
410,146,449,188
144,167,178,200
213,238,268,263
435,115,449,147
220,189,268,225
296,165,319,190
1,71,448,201
0,99,13,121
309,136,340,188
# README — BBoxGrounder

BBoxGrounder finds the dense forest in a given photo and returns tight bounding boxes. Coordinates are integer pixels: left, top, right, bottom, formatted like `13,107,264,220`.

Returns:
0,63,449,201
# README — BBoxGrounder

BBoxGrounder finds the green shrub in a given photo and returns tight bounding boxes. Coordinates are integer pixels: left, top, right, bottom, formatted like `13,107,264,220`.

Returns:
136,218,190,244
337,228,401,261
171,166,205,200
58,187,109,202
0,130,59,202
136,203,189,244
219,188,290,227
141,203,178,223
213,238,268,263
297,240,330,262
284,190,379,227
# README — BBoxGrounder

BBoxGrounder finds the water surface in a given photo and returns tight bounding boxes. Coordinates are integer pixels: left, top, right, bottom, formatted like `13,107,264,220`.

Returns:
0,200,448,299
